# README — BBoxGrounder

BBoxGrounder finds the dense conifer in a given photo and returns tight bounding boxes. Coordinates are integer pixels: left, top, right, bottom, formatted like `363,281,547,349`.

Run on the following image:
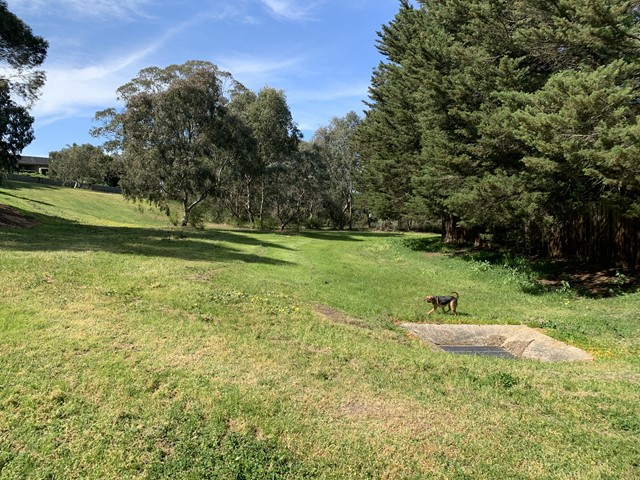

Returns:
357,0,640,250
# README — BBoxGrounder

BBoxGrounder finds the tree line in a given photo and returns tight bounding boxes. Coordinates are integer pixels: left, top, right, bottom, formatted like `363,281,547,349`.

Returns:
355,0,640,257
4,0,640,263
1,2,360,232
52,61,361,230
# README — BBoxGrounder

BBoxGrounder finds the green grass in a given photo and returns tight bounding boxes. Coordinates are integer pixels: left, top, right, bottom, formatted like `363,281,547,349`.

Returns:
1,180,639,479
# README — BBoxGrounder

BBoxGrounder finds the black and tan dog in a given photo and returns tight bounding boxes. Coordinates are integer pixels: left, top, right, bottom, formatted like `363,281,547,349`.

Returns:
424,291,459,316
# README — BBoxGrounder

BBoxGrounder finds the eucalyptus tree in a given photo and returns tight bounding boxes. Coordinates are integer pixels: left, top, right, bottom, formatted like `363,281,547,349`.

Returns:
312,111,361,229
224,87,261,223
0,87,34,172
0,0,47,172
0,0,47,103
248,87,302,228
272,143,326,230
49,143,120,187
93,61,244,226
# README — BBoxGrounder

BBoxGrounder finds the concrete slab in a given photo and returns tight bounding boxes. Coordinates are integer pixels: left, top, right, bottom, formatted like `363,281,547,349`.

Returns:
399,323,593,362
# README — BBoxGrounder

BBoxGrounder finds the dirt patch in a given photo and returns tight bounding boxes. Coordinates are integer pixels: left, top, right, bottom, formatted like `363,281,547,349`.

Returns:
422,252,446,259
0,203,38,228
400,323,593,362
537,264,638,297
314,305,373,329
339,397,437,437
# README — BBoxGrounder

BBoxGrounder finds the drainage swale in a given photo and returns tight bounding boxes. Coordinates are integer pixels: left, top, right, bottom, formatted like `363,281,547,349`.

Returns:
400,323,593,362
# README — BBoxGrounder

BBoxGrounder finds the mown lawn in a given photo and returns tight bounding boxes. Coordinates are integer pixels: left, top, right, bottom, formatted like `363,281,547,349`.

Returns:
1,180,639,479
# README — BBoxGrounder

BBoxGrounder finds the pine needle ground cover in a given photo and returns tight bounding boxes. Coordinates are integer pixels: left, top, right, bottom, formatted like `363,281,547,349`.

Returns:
1,180,638,479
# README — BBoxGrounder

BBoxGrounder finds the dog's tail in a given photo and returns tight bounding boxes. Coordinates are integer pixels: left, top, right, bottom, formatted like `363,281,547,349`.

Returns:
451,291,459,298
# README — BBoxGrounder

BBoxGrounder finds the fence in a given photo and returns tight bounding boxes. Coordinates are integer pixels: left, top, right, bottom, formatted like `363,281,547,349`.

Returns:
442,206,640,268
546,204,640,269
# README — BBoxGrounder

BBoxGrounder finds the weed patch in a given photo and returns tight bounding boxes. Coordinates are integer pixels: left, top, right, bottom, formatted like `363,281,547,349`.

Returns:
145,405,314,479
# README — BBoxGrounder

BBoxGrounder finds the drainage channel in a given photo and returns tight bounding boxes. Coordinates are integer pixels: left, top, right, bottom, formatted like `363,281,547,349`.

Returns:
400,323,593,362
440,345,517,359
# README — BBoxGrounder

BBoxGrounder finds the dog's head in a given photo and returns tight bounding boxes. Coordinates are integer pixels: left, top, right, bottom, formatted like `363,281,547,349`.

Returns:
424,295,435,303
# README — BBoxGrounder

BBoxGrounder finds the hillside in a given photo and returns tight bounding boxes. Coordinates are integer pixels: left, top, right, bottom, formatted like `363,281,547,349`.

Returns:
1,180,638,479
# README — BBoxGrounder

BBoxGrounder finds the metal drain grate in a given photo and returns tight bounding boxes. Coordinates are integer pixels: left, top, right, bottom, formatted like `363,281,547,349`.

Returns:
440,345,517,359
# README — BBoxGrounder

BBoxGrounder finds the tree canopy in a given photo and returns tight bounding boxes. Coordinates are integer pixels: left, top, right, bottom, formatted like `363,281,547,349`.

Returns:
0,86,34,171
93,62,312,229
0,0,47,172
93,61,244,226
356,0,640,250
49,143,120,187
0,0,47,103
312,112,361,229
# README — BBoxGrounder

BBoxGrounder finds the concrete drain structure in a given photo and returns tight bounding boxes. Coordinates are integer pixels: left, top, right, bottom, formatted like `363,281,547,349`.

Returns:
400,323,593,362
440,345,517,359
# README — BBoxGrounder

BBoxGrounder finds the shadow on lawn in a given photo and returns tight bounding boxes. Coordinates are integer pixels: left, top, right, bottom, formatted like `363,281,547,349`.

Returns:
0,189,56,207
294,230,402,242
0,210,294,266
405,235,639,298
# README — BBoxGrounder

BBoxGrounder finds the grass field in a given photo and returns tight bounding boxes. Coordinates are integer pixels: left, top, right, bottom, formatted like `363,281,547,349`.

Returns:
1,180,639,479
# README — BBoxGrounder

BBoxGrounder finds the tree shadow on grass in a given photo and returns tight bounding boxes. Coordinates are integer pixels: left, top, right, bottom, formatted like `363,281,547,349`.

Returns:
0,189,56,207
397,234,639,298
186,228,294,251
450,245,638,298
293,230,402,242
0,210,294,266
400,235,455,253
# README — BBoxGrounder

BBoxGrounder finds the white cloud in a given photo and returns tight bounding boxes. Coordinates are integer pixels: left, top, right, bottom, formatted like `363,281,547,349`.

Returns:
214,53,306,90
29,8,220,124
217,54,302,76
35,63,134,123
286,80,371,137
260,0,324,21
288,82,370,103
32,31,171,122
7,0,153,19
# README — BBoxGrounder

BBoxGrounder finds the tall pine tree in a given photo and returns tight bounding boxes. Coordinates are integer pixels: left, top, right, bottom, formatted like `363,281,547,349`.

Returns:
358,0,640,254
355,1,425,226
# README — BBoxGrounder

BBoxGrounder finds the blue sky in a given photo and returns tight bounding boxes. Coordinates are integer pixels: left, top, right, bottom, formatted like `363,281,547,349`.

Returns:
7,0,399,157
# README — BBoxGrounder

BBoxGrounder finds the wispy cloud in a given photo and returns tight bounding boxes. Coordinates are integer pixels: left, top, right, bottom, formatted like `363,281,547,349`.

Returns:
260,0,324,21
34,54,148,123
288,81,371,136
288,82,370,103
217,54,303,76
8,0,153,19
215,52,306,90
27,0,290,125
32,21,187,122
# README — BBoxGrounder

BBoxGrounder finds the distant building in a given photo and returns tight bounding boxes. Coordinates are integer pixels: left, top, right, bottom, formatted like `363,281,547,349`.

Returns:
18,155,49,174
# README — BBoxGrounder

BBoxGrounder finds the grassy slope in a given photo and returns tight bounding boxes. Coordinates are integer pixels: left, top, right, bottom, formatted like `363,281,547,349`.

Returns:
1,180,638,479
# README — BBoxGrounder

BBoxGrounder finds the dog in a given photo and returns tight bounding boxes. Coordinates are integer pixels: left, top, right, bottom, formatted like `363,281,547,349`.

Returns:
425,291,459,316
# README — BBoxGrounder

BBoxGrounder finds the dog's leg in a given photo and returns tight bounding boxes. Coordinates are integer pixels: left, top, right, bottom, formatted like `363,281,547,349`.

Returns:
450,299,458,316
